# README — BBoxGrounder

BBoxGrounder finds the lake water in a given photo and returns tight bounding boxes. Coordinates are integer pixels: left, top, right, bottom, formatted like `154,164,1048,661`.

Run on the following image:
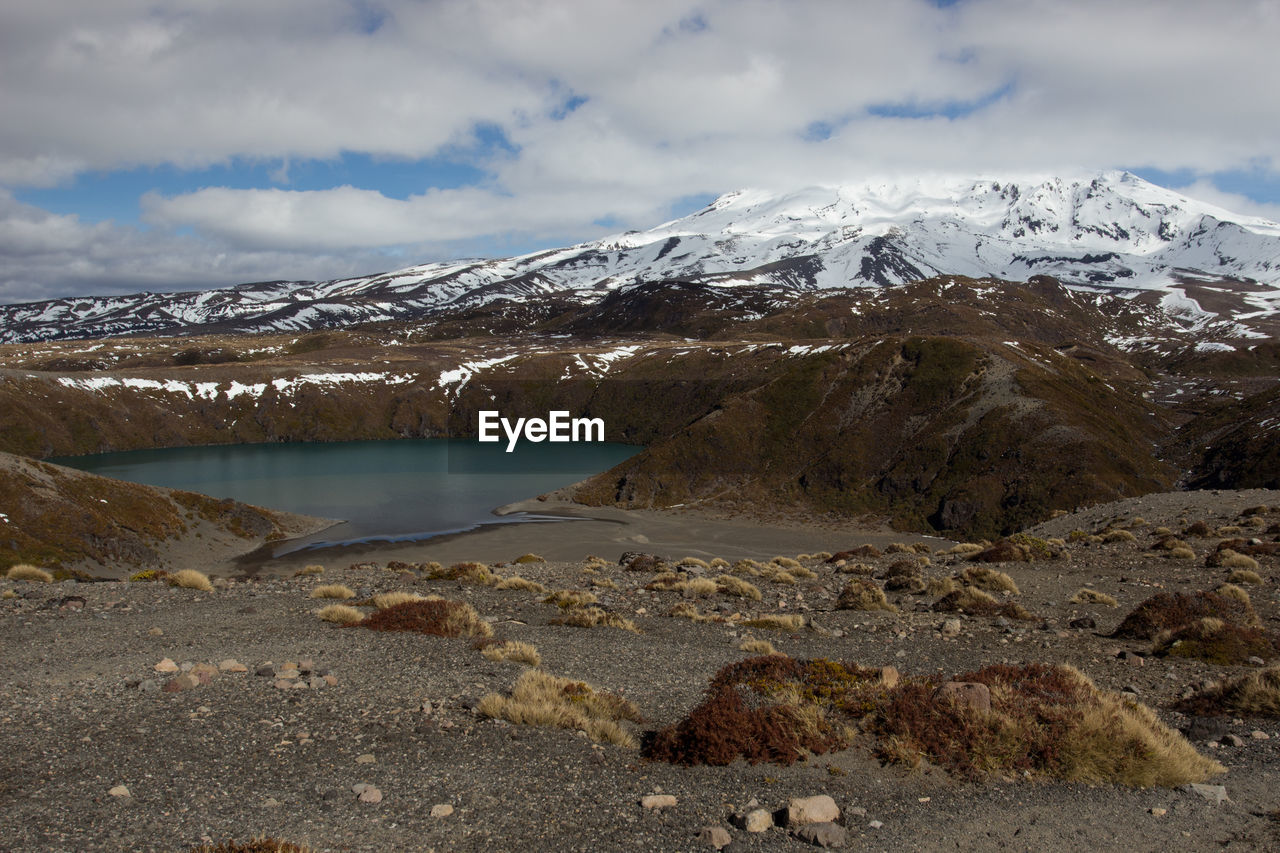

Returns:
51,439,641,553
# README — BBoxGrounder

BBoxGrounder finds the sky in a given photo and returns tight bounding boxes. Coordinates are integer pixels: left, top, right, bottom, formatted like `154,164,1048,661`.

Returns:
2,0,1279,305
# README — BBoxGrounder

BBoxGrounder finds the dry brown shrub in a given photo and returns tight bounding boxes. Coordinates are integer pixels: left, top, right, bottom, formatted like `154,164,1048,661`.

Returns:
673,577,719,598
1111,590,1259,639
884,543,914,555
932,587,998,613
677,557,710,569
1183,520,1213,538
771,556,803,570
478,669,642,747
1153,617,1277,665
645,571,682,590
550,606,640,633
927,577,959,597
940,543,985,556
1166,546,1197,560
293,564,325,577
1211,550,1261,571
361,599,492,638
731,559,764,576
168,569,214,592
836,579,898,613
968,542,1031,563
1174,667,1280,717
430,562,496,585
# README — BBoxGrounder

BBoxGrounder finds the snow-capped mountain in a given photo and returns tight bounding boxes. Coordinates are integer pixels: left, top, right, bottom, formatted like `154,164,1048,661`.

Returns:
3,170,1280,343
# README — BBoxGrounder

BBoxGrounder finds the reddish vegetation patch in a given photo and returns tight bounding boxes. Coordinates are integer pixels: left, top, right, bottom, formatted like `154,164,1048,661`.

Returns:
1154,620,1277,666
1111,591,1257,640
360,599,475,637
968,541,1030,563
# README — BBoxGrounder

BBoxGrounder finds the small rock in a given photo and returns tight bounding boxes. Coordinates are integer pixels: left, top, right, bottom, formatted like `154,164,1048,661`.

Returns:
940,617,962,638
351,783,370,794
218,659,247,673
879,666,900,689
108,785,131,798
357,786,383,804
1183,783,1229,805
697,826,731,849
1068,616,1096,630
138,679,159,694
786,795,840,826
262,797,281,808
163,673,200,693
309,677,327,689
153,658,178,673
273,679,293,690
324,674,339,687
298,659,316,673
641,794,677,810
255,665,275,677
933,681,991,713
276,668,301,680
741,808,773,833
355,753,376,764
147,627,163,637
869,820,884,829
1219,734,1244,747
1150,807,1167,816
1251,730,1269,740
793,822,847,848
190,663,218,684
1248,656,1266,666
430,803,454,818
847,806,866,817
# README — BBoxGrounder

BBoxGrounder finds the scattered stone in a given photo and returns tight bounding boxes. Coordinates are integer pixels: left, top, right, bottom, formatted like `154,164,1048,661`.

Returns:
933,681,992,713
430,803,454,818
108,785,131,798
356,753,376,764
1068,616,1096,630
740,808,773,833
255,665,275,677
1183,783,1229,805
153,658,178,673
1251,730,1269,740
1219,734,1244,747
357,786,383,804
262,797,281,808
273,679,294,690
1117,651,1145,667
940,618,962,638
148,627,163,637
351,783,370,794
793,822,847,848
1149,808,1167,816
189,663,219,684
641,794,677,810
163,673,200,693
879,665,900,689
324,674,339,687
786,795,839,826
869,820,884,829
218,659,247,673
698,826,732,849
309,677,327,689
276,667,301,680
138,679,159,694
1248,656,1266,666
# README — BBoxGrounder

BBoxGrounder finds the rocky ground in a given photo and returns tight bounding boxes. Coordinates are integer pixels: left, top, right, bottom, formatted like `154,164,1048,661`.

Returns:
4,489,1280,852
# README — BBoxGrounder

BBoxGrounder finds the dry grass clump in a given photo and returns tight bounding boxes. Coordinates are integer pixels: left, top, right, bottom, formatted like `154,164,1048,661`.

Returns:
933,588,1035,620
1111,590,1259,640
168,569,214,592
543,589,598,608
310,583,355,600
771,556,803,570
673,577,719,598
968,541,1031,563
6,564,53,583
513,553,545,564
1218,525,1243,535
1102,529,1137,544
293,564,325,577
429,561,496,585
836,579,898,613
760,567,796,585
959,566,1020,595
189,837,317,853
669,601,719,623
1166,546,1197,560
623,553,665,572
884,543,914,555
644,571,683,590
927,577,960,597
1174,667,1280,717
589,577,618,590
677,557,710,570
478,669,643,747
494,576,547,593
742,614,805,631
1212,550,1261,571
709,557,730,569
372,591,425,609
715,574,763,601
481,640,541,666
789,565,818,579
739,638,778,655
550,606,640,633
316,604,364,625
1227,569,1264,585
940,543,985,556
836,561,876,575
361,599,492,638
731,558,765,576
1071,588,1118,607
1153,616,1277,665
1182,520,1213,538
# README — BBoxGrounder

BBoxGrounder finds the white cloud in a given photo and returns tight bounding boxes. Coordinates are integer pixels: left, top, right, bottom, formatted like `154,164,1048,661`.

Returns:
3,0,1280,300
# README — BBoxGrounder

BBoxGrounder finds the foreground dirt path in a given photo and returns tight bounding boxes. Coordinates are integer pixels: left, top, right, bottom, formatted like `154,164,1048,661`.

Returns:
3,489,1279,851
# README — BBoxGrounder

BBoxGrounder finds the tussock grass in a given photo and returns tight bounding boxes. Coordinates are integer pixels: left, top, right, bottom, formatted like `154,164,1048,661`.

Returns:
543,589,598,608
884,543,914,555
836,579,898,613
1102,529,1137,544
673,577,719,598
739,637,778,655
494,576,547,593
940,543,985,556
513,553,545,564
1214,583,1253,606
771,556,802,570
1153,616,1276,665
1227,569,1264,585
1218,525,1244,535
1071,588,1118,607
836,561,875,575
589,577,618,590
731,558,765,576
1166,546,1197,560
478,669,643,747
1112,590,1260,639
316,604,364,624
168,569,214,592
761,567,796,585
1175,667,1280,717
644,572,683,590
742,614,805,631
372,591,425,609
677,557,710,569
668,601,716,622
1217,550,1261,571
293,564,325,577
128,569,166,582
969,541,1031,563
189,837,317,853
715,574,763,600
6,564,52,583
927,577,959,597
789,565,818,579
361,599,492,638
430,561,496,585
934,586,997,611
960,566,1020,595
709,557,730,569
481,640,541,666
310,584,355,600
549,606,640,633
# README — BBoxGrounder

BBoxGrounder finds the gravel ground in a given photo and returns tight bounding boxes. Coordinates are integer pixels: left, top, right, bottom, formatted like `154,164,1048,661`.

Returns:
3,489,1280,852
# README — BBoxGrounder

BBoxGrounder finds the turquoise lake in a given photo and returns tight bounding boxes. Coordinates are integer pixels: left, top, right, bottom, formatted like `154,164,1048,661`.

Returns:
51,439,641,553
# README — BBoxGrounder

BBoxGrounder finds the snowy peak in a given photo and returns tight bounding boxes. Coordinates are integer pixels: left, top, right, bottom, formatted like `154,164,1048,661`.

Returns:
2,171,1280,344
